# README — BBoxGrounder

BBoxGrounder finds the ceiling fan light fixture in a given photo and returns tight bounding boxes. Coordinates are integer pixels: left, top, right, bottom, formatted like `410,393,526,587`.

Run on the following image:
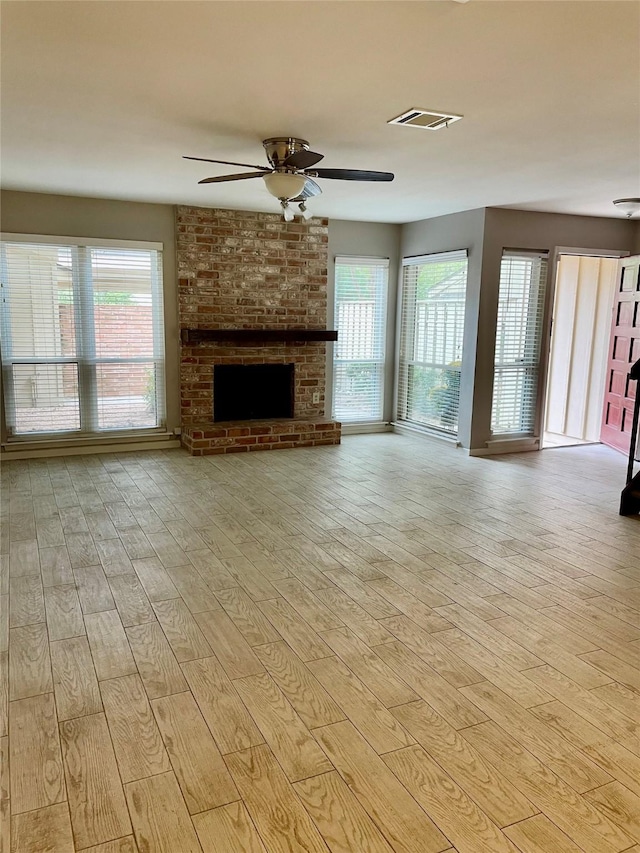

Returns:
613,198,640,218
281,201,295,222
186,139,393,208
263,172,307,201
298,202,312,221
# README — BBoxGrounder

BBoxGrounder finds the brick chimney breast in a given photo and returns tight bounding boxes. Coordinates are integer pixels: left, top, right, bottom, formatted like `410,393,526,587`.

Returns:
176,206,340,454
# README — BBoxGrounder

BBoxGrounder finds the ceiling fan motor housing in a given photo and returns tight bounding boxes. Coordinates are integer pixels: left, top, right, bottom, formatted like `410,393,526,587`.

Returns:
263,137,310,170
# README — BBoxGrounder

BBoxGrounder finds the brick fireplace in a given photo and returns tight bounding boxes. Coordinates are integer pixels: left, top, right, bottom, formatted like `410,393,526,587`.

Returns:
176,205,341,455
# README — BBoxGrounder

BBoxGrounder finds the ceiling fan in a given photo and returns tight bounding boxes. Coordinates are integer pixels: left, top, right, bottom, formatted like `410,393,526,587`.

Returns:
184,137,394,220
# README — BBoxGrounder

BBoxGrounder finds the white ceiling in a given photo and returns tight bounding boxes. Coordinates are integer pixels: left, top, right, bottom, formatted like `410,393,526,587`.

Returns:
1,1,638,223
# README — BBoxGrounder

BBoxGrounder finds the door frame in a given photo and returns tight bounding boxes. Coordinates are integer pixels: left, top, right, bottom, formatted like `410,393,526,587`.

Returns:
600,254,640,456
538,247,629,449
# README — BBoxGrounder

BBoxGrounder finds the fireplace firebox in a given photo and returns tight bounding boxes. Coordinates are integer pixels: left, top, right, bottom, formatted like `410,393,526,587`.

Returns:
213,363,295,422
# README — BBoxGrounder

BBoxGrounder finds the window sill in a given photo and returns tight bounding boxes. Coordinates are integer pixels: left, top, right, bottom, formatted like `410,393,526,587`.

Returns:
341,422,392,435
469,436,540,456
1,430,180,459
392,421,460,445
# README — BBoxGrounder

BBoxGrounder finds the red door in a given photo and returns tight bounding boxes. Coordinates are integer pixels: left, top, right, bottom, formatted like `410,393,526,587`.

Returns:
601,256,640,454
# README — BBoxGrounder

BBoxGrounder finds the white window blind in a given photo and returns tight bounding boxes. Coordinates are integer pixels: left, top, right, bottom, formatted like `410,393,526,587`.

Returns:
0,238,165,438
491,251,549,435
333,256,388,422
397,250,468,434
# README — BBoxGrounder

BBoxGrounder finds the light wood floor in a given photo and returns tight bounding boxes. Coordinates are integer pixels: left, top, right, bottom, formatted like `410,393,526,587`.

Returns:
1,434,640,853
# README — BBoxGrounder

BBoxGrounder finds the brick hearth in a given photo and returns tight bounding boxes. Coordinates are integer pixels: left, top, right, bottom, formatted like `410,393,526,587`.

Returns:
176,206,341,454
180,417,341,456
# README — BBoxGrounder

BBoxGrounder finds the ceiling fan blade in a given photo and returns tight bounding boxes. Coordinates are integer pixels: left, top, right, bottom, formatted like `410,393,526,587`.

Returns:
198,171,267,184
283,149,324,170
313,169,394,182
184,156,268,171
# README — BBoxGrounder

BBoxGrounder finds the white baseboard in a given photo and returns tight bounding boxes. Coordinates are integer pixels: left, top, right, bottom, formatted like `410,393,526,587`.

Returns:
341,422,393,435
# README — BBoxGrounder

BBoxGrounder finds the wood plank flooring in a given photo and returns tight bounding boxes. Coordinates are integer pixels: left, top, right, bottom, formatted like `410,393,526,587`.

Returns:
1,434,639,852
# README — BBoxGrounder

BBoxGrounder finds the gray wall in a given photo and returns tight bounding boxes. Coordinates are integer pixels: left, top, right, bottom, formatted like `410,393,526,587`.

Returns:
2,191,638,454
328,219,401,422
471,207,638,449
0,190,180,438
0,194,403,441
400,208,486,447
398,207,637,451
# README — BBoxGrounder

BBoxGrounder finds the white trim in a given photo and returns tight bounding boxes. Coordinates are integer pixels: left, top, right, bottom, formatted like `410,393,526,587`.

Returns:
402,249,468,266
341,422,392,435
334,255,389,267
396,251,468,437
392,421,460,445
555,247,629,259
1,233,163,251
3,426,169,445
490,253,549,437
2,430,176,451
502,248,549,259
1,238,166,439
1,437,181,460
332,257,388,424
470,436,541,456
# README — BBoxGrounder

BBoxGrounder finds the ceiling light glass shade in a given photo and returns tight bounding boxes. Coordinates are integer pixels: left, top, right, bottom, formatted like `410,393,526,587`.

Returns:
299,203,312,221
281,202,294,222
613,198,640,217
263,172,307,200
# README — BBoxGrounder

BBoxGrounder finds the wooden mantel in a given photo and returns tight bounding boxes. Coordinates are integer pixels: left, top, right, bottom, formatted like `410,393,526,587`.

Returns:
180,328,338,344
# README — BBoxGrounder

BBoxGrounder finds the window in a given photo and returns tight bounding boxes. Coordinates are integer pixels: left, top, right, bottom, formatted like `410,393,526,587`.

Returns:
491,251,549,435
333,256,388,422
397,250,468,434
0,237,165,438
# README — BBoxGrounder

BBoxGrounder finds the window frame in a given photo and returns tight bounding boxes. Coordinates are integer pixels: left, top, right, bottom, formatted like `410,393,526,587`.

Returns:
396,249,469,437
490,249,550,438
332,255,389,424
0,233,166,441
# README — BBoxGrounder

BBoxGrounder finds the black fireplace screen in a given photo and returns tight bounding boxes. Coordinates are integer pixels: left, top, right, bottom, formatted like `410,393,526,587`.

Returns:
213,363,295,421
